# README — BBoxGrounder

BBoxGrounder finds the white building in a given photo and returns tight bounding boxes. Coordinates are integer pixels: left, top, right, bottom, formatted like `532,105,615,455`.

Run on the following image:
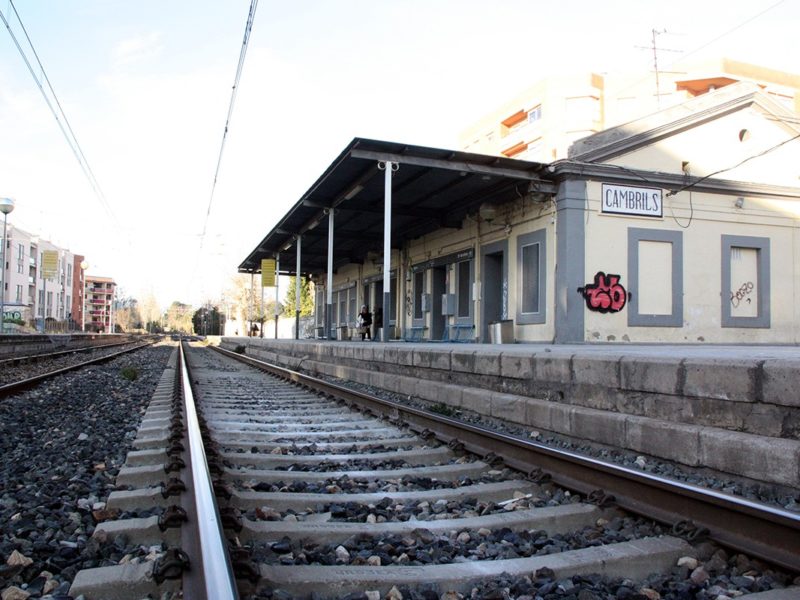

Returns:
2,223,79,329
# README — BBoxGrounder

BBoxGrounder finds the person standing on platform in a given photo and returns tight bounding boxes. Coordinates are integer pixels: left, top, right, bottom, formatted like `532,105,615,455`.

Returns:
358,305,372,341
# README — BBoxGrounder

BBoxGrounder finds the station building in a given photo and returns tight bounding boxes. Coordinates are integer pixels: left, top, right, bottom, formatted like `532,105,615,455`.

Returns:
240,82,800,344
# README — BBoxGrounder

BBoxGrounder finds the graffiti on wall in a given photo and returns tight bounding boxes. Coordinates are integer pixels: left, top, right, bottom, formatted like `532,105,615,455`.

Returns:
730,281,754,308
578,272,628,313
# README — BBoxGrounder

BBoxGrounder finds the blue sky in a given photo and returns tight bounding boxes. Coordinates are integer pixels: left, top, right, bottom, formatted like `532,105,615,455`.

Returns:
1,0,798,308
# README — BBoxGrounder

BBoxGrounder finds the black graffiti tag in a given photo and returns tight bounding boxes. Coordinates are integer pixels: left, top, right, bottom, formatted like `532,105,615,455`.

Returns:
730,281,754,308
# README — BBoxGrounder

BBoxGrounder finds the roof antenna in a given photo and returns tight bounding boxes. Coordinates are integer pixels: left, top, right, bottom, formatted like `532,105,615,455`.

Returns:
636,28,681,109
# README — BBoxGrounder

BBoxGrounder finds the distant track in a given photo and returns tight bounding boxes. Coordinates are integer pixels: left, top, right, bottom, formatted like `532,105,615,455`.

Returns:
0,340,155,398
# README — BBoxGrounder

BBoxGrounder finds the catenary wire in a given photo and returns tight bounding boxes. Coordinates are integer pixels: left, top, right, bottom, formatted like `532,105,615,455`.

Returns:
187,0,259,302
198,0,260,253
0,1,122,232
665,131,800,197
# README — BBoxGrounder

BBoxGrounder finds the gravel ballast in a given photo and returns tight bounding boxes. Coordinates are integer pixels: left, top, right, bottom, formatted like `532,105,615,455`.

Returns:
0,342,173,599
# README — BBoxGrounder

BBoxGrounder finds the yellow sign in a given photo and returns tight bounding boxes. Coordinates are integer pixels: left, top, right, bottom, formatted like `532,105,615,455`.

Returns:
42,250,58,279
261,258,276,287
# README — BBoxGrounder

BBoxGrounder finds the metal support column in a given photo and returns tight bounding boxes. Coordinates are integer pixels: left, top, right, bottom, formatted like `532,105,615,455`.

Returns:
380,161,396,342
295,236,301,340
249,272,254,337
326,209,334,339
274,255,280,339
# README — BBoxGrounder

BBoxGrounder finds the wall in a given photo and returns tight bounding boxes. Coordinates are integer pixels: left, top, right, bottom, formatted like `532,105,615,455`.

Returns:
582,181,799,343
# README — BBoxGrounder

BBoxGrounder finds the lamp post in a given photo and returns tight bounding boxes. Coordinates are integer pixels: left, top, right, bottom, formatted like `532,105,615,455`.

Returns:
80,261,88,331
0,198,16,334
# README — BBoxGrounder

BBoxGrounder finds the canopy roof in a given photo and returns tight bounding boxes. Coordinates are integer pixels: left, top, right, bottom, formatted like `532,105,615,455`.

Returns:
239,138,550,275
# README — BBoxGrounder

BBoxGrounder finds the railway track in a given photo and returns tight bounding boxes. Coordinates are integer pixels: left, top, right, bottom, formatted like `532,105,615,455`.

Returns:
0,339,156,398
67,341,799,599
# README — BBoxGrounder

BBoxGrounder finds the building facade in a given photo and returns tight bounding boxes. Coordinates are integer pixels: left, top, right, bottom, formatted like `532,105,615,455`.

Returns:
84,276,116,333
2,223,80,328
459,58,800,163
242,82,800,345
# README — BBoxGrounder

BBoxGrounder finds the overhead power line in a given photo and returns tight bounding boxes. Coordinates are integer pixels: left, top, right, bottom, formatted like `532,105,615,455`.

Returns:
0,0,122,231
198,0,260,252
666,131,800,197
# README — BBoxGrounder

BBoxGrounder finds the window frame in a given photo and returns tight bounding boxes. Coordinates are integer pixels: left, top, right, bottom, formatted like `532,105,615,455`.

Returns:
516,229,547,325
455,259,473,323
412,270,425,325
627,228,684,327
721,235,770,328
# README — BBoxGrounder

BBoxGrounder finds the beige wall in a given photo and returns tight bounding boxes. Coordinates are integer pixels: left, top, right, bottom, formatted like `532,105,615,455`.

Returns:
583,181,799,343
608,106,800,187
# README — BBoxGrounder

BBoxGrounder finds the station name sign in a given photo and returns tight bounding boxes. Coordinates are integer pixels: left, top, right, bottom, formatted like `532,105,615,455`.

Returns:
601,183,662,218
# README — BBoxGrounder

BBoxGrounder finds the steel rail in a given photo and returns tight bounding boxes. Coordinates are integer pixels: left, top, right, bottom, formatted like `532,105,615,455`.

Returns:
211,344,800,572
0,341,155,398
178,342,239,600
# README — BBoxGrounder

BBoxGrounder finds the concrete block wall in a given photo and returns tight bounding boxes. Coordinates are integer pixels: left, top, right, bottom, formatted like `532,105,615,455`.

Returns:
220,338,800,489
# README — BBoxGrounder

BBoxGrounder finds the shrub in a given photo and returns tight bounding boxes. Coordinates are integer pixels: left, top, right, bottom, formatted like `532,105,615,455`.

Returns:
429,402,455,417
234,345,246,355
121,367,139,381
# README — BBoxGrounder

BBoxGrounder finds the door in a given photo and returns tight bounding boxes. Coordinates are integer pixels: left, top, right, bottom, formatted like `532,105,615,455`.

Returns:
481,241,507,342
431,266,447,340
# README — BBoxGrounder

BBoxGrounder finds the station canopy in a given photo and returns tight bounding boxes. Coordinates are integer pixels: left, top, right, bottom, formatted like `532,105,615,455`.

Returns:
239,138,551,276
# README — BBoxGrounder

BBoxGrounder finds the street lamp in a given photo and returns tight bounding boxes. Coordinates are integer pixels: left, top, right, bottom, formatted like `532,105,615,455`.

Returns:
0,197,15,334
80,261,88,332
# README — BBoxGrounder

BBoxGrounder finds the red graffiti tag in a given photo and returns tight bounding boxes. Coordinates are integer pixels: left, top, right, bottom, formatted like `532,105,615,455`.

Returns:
578,272,628,313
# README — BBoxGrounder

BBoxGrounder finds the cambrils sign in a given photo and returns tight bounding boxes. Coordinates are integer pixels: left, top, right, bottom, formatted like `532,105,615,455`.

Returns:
601,183,662,218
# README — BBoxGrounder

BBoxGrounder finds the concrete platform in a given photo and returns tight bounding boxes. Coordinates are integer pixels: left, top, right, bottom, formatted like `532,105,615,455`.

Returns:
219,338,800,489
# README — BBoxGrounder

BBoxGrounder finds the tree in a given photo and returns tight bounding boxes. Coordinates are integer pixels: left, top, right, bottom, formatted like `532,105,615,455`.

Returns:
282,276,315,317
115,293,142,332
192,305,223,335
225,274,278,336
139,292,162,333
164,301,194,333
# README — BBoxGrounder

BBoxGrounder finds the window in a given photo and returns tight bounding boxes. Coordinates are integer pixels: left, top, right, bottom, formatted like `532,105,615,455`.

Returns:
348,289,356,325
516,229,547,325
627,228,683,327
456,260,471,319
338,291,346,326
15,285,22,303
721,235,770,328
390,275,397,323
413,271,424,320
315,289,324,326
527,105,542,123
67,264,73,286
38,290,44,316
46,291,53,317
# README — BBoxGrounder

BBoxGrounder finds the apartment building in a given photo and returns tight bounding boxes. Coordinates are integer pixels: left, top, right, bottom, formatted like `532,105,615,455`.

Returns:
84,275,116,333
459,58,800,162
1,223,80,327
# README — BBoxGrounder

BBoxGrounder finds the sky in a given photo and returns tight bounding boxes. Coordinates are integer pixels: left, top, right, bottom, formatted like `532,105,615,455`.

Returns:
1,0,798,309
